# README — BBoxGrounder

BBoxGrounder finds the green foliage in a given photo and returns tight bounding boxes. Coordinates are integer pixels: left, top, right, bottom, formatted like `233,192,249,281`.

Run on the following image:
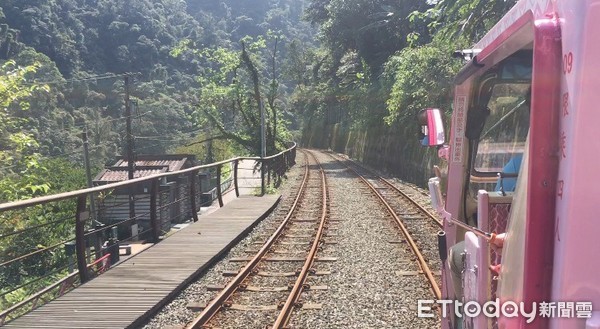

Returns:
425,0,518,43
175,34,293,157
0,60,50,201
0,158,86,312
305,0,432,72
254,182,279,196
175,133,236,164
384,43,461,124
298,0,518,135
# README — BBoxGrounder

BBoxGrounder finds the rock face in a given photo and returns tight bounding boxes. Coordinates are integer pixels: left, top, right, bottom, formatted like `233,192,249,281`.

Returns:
302,121,440,187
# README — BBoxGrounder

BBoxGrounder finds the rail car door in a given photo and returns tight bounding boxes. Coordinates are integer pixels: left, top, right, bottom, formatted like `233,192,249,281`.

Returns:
447,9,561,329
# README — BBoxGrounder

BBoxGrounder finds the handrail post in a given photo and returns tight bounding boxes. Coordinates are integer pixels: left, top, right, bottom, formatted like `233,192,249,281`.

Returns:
293,147,296,165
216,165,224,207
198,172,203,207
260,159,266,196
150,179,160,242
75,195,90,284
233,159,240,197
190,170,199,222
266,158,271,187
280,154,285,177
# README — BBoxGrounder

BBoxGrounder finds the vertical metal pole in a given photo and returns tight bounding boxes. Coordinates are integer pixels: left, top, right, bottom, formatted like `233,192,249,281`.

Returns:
124,75,137,239
81,127,97,223
261,160,266,196
266,159,271,187
150,179,160,243
75,196,90,284
82,127,103,260
260,98,266,196
233,159,240,197
125,75,134,180
198,173,203,207
190,170,199,222
216,165,223,207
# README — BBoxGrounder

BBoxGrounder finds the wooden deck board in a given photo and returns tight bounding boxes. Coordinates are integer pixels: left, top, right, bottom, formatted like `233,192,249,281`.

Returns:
4,195,280,329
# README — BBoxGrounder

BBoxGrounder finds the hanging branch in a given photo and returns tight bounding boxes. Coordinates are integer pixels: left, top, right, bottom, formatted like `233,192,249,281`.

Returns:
240,41,263,154
267,35,280,153
240,42,262,115
200,107,256,151
231,65,256,128
184,135,227,147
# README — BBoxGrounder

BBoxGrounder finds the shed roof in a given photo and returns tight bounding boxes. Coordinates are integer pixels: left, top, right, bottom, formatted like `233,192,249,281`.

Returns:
113,154,194,172
94,154,196,183
94,167,169,183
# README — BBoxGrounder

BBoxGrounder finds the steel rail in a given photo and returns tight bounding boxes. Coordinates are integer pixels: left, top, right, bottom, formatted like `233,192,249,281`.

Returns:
335,152,443,228
325,152,442,300
185,150,311,329
378,178,443,228
272,150,328,328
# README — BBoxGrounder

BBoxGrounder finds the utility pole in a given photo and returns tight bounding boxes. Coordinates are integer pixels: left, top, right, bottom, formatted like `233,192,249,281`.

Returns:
124,75,137,240
81,126,97,222
82,126,104,260
260,98,266,195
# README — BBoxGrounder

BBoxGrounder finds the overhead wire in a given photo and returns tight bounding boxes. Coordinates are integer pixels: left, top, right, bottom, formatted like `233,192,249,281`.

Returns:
0,111,154,173
3,71,236,174
20,72,141,87
133,119,236,142
0,144,111,172
67,111,154,133
1,72,149,172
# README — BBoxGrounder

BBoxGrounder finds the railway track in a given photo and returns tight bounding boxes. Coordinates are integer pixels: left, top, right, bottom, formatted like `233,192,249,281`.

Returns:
325,151,442,300
185,150,332,329
143,148,440,328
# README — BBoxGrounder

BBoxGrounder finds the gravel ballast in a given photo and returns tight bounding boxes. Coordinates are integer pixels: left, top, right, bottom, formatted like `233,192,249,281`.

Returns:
286,151,439,328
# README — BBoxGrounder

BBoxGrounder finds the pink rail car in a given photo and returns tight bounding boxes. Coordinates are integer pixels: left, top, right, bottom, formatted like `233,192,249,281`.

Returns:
420,1,600,328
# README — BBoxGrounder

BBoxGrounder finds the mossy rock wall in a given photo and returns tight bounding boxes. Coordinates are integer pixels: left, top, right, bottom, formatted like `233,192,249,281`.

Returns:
302,120,439,187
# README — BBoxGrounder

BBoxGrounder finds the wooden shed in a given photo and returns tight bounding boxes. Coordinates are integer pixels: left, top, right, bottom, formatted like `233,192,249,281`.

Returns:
93,154,208,239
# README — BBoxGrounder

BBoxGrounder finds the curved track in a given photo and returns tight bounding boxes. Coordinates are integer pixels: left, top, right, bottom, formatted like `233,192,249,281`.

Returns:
325,151,442,300
186,150,330,329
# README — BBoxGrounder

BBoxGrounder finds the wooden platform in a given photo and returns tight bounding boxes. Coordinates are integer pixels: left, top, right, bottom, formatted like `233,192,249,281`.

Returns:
4,195,281,329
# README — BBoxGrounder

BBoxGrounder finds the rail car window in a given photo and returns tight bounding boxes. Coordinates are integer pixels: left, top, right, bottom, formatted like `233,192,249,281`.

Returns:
474,83,530,173
468,51,532,188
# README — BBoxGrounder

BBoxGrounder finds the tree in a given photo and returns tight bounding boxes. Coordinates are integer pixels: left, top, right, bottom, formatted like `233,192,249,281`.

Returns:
425,0,518,43
384,42,461,125
174,34,290,157
305,0,432,72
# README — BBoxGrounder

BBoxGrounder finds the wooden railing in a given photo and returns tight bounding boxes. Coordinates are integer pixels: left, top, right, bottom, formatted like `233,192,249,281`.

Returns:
0,143,296,322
